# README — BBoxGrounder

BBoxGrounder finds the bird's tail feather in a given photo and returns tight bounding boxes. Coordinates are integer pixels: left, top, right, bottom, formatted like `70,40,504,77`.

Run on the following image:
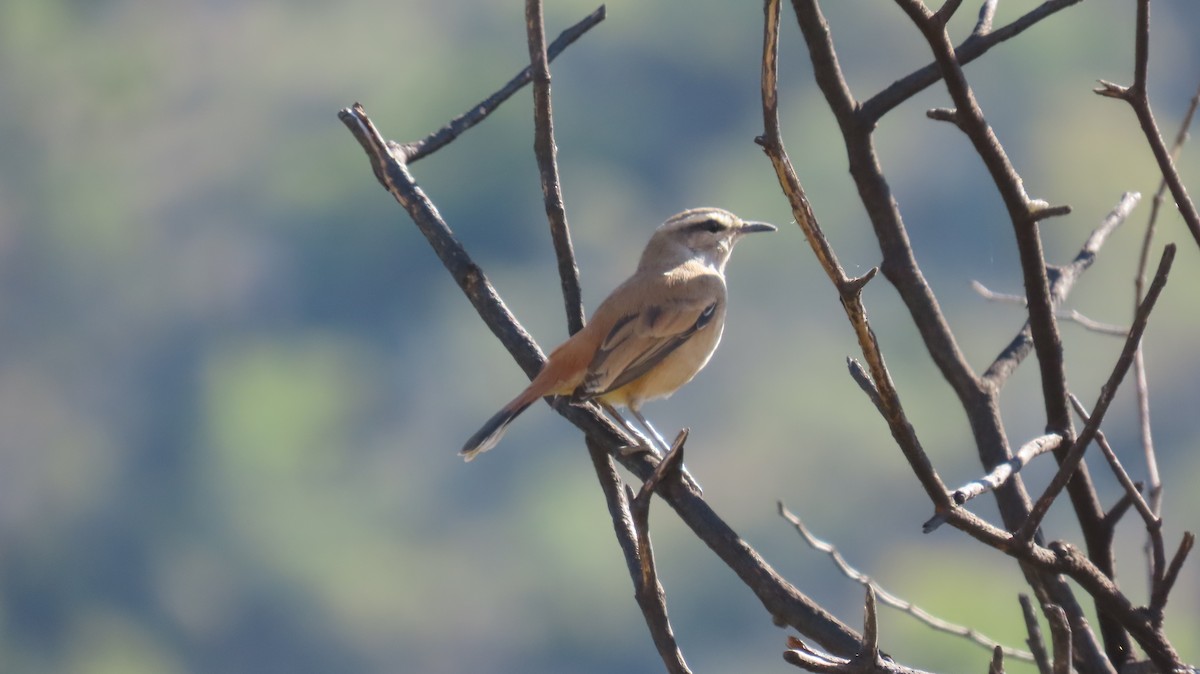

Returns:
460,396,536,461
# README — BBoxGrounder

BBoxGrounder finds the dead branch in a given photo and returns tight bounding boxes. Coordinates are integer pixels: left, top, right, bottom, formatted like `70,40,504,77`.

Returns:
340,17,864,655
1094,0,1200,248
1016,245,1176,544
950,434,1063,508
525,0,585,334
628,431,693,674
780,503,1034,662
784,588,936,674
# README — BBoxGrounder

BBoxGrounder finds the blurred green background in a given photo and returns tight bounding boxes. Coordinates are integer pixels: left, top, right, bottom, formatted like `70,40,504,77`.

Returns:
1,0,1197,672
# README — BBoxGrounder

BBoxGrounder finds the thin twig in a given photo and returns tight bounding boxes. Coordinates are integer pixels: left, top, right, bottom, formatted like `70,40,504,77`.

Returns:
780,504,1034,662
1133,82,1198,587
1094,0,1200,248
1061,310,1127,336
846,358,884,415
970,282,1128,336
983,191,1141,389
768,0,950,508
1017,245,1176,543
972,0,998,37
1149,532,1194,624
950,434,1063,507
862,0,1089,121
783,595,937,674
1068,394,1164,584
1019,595,1053,674
402,6,606,163
525,0,585,334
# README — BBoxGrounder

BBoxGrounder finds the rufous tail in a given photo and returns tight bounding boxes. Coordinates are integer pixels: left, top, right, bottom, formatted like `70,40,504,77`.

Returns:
460,389,539,461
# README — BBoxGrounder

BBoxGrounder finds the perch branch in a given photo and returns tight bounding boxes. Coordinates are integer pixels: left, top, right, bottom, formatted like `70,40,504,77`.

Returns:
583,435,691,674
626,430,693,674
340,100,864,658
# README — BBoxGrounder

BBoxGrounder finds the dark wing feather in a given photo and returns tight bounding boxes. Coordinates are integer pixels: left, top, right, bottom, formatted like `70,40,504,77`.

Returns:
574,301,717,399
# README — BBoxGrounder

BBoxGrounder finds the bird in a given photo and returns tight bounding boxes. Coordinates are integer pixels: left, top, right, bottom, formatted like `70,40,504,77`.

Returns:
461,207,776,462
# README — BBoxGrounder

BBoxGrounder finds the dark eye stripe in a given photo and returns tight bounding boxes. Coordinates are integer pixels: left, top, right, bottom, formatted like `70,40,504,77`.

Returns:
688,218,726,233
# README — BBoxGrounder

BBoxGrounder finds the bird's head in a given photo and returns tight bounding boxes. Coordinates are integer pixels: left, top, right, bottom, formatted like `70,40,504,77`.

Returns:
640,207,776,273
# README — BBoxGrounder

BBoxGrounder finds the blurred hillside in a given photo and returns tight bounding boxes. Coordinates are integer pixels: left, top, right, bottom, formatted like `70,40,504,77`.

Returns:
0,0,1197,672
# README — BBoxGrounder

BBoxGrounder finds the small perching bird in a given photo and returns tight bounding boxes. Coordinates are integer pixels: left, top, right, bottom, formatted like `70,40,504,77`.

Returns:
461,207,776,461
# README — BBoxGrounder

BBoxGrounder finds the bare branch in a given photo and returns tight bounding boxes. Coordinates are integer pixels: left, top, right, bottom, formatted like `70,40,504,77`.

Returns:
982,191,1141,389
1061,310,1127,336
781,504,1034,662
341,101,865,658
846,358,884,415
402,6,606,163
950,434,1063,507
627,431,693,674
934,0,966,25
1017,245,1176,543
773,0,950,508
525,0,585,334
583,435,692,673
1133,83,1198,566
972,0,998,37
892,5,1129,662
783,596,938,674
1095,0,1200,248
1068,394,1163,580
971,280,1025,305
863,0,1089,121
1148,532,1194,624
972,282,1130,336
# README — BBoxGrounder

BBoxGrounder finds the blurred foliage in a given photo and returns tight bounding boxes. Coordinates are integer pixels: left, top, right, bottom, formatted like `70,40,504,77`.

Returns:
0,0,1197,672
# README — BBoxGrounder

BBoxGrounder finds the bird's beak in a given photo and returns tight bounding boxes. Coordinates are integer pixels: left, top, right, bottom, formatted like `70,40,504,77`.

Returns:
738,220,777,234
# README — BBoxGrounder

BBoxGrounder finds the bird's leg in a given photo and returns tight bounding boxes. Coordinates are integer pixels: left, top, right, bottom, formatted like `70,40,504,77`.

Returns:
627,406,703,495
598,402,660,457
627,407,673,454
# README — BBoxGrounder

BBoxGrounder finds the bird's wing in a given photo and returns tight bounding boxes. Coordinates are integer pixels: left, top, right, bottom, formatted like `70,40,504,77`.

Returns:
575,292,719,399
